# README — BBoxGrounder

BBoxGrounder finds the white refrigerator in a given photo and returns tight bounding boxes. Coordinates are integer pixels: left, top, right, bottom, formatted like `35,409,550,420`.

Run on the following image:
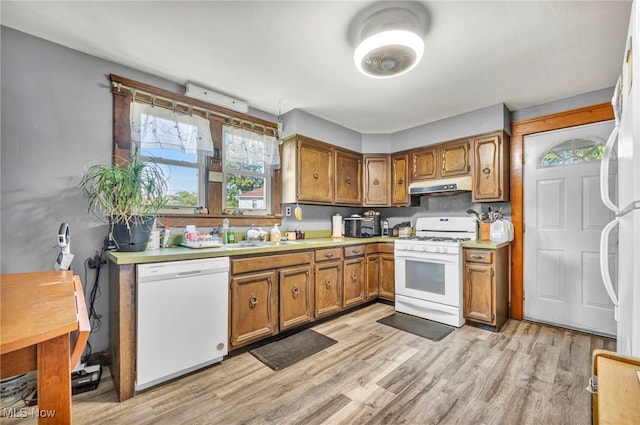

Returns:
600,0,640,357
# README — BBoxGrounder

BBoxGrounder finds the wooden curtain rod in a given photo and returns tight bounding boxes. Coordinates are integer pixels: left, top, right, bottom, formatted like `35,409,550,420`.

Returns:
109,74,278,136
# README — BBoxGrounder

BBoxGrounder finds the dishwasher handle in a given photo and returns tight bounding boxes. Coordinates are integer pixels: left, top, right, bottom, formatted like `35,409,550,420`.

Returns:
138,258,229,283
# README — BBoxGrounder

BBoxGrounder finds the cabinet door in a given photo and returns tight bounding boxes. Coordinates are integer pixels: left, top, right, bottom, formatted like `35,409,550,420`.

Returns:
378,253,395,300
279,265,313,331
463,263,495,325
230,271,278,348
298,138,333,203
391,153,409,205
472,132,509,202
365,253,380,300
440,139,470,177
411,146,437,180
335,148,362,205
343,257,365,308
315,260,342,318
363,155,389,206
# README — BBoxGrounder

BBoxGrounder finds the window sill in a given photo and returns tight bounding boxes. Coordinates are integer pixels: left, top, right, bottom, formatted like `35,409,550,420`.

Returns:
159,213,282,228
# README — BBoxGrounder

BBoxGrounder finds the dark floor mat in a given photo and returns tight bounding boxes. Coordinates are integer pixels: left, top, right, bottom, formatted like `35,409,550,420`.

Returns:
249,329,338,371
377,312,455,341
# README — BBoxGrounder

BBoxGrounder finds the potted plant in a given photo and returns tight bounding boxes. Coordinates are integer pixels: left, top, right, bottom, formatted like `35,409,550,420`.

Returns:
80,151,168,251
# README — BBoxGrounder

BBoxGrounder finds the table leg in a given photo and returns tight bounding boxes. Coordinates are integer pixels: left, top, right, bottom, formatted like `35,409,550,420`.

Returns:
37,334,71,424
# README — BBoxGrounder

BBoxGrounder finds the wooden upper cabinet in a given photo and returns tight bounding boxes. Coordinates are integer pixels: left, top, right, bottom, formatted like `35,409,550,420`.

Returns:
335,148,362,205
471,131,510,202
281,135,334,204
363,154,389,206
410,139,470,183
411,146,437,180
391,152,409,205
440,139,470,177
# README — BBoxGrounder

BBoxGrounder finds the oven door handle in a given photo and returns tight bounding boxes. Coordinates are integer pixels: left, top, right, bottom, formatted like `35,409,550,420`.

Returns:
395,254,459,265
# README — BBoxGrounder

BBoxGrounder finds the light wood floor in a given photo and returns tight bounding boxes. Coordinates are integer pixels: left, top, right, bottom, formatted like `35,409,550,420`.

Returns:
2,303,615,424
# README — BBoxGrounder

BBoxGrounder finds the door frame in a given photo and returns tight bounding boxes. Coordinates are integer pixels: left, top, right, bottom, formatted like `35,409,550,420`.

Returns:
509,102,614,320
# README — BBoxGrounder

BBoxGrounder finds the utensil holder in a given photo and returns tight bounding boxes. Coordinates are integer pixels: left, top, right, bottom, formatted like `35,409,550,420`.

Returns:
479,222,491,241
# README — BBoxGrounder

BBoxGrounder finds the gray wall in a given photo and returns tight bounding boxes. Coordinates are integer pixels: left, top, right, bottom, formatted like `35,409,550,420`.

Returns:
1,27,276,354
0,26,614,356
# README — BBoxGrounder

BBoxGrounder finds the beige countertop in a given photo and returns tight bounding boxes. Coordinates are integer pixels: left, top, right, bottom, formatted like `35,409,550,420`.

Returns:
106,236,398,265
106,237,513,265
461,240,511,249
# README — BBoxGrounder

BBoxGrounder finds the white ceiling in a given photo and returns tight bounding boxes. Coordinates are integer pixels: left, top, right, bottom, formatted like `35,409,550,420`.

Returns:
0,1,632,134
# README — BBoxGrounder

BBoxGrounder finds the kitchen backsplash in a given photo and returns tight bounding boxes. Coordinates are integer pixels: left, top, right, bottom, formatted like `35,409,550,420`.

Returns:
282,192,511,232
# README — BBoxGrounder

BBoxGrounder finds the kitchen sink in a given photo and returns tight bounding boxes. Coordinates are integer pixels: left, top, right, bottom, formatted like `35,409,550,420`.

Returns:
220,240,308,250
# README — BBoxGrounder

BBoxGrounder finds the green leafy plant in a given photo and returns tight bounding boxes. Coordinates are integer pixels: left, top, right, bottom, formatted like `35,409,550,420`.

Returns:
80,151,168,231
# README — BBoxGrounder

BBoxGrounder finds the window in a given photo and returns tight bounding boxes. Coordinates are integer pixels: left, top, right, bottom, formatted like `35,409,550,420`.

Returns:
115,76,280,217
130,102,213,211
222,125,279,215
540,137,607,167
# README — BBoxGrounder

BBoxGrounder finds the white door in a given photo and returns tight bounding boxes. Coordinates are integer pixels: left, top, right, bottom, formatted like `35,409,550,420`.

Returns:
524,120,617,336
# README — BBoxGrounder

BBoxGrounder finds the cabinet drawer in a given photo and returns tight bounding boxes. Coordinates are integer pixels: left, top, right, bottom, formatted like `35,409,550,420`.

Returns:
344,245,365,258
232,251,313,275
464,249,493,264
315,248,343,262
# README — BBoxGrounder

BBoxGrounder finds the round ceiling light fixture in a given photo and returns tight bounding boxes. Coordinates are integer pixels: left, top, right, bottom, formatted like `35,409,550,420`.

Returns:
349,2,429,79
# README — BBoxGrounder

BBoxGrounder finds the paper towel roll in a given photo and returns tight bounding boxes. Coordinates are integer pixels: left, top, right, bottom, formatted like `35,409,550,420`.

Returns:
332,214,343,237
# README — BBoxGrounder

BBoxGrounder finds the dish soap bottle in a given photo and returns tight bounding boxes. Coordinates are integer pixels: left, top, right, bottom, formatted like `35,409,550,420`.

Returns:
222,218,230,244
271,224,281,242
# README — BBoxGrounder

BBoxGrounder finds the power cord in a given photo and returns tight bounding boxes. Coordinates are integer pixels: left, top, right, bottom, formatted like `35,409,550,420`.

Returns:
82,248,106,363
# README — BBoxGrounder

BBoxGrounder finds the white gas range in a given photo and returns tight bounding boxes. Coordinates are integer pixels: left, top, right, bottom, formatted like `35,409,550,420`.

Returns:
394,216,478,327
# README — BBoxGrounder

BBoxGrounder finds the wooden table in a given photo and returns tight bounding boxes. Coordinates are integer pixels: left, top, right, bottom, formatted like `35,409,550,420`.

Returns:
1,271,90,424
592,349,640,424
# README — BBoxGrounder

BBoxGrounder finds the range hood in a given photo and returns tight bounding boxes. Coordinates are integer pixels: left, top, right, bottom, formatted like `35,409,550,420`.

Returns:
408,176,472,195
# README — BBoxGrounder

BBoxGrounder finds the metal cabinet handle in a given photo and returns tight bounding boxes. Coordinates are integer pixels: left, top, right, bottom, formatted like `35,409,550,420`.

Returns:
313,172,319,179
326,280,332,289
351,272,357,281
471,255,484,259
397,178,403,185
373,179,380,186
249,293,258,308
292,286,299,299
483,167,491,178
353,249,360,255
324,252,334,258
346,176,351,185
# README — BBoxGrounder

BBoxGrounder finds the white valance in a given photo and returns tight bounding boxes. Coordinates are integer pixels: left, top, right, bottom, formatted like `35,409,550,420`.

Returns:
130,101,214,154
223,124,280,168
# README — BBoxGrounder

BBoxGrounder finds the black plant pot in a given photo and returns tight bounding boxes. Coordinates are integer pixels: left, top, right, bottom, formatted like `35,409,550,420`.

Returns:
111,216,155,252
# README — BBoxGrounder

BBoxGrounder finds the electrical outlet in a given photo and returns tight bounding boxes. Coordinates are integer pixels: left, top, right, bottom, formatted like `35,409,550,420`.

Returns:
285,206,292,217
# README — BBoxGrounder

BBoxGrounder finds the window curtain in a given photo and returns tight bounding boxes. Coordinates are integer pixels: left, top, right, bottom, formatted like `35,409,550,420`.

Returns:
130,101,214,154
223,124,280,169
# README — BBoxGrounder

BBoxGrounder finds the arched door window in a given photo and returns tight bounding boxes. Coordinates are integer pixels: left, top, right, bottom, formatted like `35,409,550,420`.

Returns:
540,136,610,167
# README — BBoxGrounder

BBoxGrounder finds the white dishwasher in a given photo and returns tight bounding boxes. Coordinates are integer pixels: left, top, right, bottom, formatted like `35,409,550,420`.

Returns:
136,257,229,391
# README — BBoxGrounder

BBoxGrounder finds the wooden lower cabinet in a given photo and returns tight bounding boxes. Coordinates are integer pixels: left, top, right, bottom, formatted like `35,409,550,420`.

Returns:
230,270,278,347
315,260,342,318
378,253,395,301
279,265,313,331
343,256,365,308
365,243,395,301
462,245,510,331
365,253,380,299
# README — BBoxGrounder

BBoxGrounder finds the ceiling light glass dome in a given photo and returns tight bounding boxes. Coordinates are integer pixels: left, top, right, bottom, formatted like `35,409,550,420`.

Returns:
348,2,429,79
354,29,424,78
